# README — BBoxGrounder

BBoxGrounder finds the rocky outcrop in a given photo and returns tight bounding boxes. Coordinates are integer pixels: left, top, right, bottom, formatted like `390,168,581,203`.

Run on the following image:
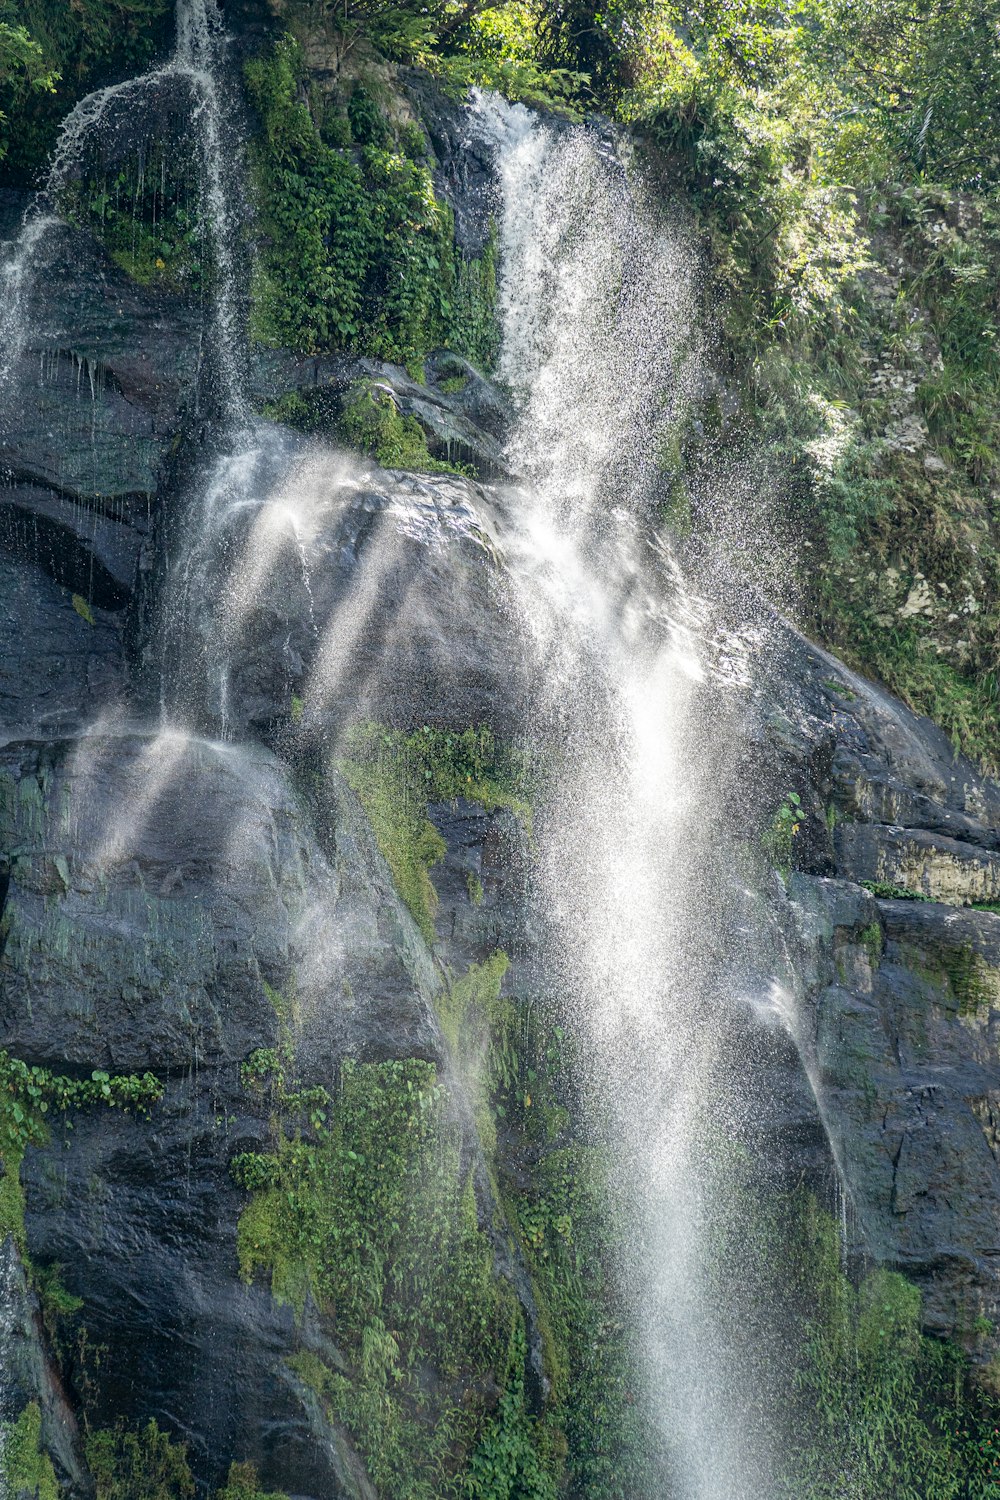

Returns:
0,1239,91,1495
752,626,1000,1357
1,729,446,1493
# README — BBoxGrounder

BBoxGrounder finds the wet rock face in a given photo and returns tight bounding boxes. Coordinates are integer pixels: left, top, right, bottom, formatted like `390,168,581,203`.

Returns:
0,84,533,1494
0,731,442,1495
399,70,496,256
0,208,203,494
167,433,530,737
755,626,1000,1356
0,558,126,736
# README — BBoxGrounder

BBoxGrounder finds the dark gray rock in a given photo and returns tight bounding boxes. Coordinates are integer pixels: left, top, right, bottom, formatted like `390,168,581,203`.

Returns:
1,214,202,498
0,730,443,1495
786,875,1000,1345
0,557,126,737
834,822,1000,903
174,432,530,738
0,483,146,604
753,623,1000,1358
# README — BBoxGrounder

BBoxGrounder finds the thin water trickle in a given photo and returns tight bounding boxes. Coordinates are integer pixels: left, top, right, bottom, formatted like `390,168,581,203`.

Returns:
0,0,246,423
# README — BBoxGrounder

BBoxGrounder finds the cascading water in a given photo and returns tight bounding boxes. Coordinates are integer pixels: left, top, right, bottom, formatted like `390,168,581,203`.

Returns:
475,95,802,1499
0,0,245,422
0,1,846,1475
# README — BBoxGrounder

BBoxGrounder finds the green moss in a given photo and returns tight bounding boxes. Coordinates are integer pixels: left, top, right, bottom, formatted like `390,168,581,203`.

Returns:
0,1402,58,1500
85,1420,194,1500
484,1005,649,1497
337,724,532,944
858,921,883,967
783,1204,1000,1496
938,943,995,1018
701,1179,1000,1498
214,1461,288,1500
337,381,469,474
827,615,1000,775
438,950,510,1059
33,1260,83,1341
0,1151,27,1252
262,979,298,1038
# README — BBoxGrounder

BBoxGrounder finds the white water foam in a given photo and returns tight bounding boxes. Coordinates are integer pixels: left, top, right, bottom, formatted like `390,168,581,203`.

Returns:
475,92,785,1500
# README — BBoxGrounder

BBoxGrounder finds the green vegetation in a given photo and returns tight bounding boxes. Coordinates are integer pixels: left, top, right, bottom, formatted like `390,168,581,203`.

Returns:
482,1002,649,1496
698,1176,1000,1497
0,1049,163,1252
86,1421,195,1500
263,377,479,472
0,16,56,163
243,37,498,369
337,724,532,943
773,1194,1000,1498
762,790,803,875
912,939,998,1019
215,1464,288,1500
79,1425,292,1500
0,1402,58,1500
338,381,471,472
858,920,883,967
593,0,1000,765
66,145,205,290
233,976,648,1498
235,1054,521,1497
861,880,930,902
0,0,173,178
71,593,95,626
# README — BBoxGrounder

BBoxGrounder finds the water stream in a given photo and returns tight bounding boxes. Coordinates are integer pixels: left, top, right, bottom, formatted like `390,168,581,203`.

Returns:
0,0,244,421
477,95,804,1499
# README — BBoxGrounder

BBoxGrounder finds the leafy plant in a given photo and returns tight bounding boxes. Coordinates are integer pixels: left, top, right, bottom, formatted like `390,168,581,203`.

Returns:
0,1402,58,1500
85,1420,195,1500
861,880,929,902
234,1055,516,1497
0,1050,163,1252
244,36,498,368
762,791,803,875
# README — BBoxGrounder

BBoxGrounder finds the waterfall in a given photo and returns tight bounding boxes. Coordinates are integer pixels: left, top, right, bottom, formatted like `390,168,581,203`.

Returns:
171,0,247,427
476,95,788,1499
0,1243,14,1500
0,0,245,423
